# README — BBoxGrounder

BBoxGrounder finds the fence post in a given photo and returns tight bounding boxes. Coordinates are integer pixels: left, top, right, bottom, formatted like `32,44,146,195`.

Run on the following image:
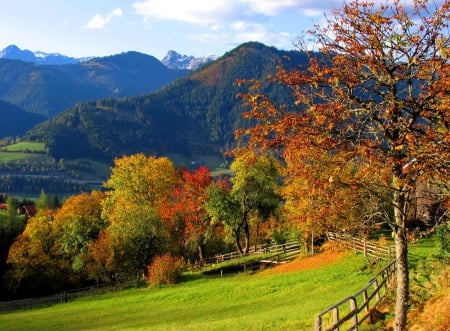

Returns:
363,289,369,314
350,297,358,329
333,307,339,328
315,315,322,331
373,279,381,303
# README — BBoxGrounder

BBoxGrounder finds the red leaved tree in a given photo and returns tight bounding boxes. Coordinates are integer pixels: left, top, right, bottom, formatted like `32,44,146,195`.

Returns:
160,166,213,262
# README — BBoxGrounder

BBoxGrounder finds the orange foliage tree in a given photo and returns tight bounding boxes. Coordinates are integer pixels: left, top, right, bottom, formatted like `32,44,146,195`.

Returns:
238,1,450,329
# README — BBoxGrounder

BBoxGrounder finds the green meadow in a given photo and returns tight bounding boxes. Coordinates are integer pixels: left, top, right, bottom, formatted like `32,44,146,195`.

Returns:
0,237,442,330
0,252,374,331
1,142,46,153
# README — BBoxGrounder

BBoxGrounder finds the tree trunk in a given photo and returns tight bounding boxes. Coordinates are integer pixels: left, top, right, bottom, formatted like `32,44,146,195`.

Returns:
197,243,204,262
243,219,250,254
393,188,409,331
233,229,244,255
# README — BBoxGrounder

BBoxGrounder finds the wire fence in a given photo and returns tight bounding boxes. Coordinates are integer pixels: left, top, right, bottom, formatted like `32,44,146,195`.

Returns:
0,279,144,313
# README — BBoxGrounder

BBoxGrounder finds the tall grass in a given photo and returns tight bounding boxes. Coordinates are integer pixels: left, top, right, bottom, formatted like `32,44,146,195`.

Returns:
0,252,373,331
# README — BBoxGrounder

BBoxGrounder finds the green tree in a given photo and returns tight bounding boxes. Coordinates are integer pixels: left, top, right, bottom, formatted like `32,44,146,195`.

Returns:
206,152,282,254
36,189,50,210
6,196,19,223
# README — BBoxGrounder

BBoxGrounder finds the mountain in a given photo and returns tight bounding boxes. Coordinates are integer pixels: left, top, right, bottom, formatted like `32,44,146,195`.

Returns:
25,42,310,162
161,50,218,70
0,51,188,118
0,44,84,65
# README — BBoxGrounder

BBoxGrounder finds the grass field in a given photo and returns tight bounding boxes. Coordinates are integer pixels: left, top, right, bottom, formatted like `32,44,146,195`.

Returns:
0,250,375,331
1,142,46,153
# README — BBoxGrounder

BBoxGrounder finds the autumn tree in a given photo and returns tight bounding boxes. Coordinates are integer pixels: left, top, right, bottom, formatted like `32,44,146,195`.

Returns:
239,1,450,329
6,209,71,296
52,191,106,274
160,166,214,261
101,154,178,277
282,148,370,252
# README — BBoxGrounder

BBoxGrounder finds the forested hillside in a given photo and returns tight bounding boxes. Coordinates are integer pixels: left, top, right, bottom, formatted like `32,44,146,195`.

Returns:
25,43,309,162
0,52,187,118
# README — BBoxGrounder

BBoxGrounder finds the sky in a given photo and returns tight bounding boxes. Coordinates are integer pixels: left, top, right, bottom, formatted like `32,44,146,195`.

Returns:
0,0,341,60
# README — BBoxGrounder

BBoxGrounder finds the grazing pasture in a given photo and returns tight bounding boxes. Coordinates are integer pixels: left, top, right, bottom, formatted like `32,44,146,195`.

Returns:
0,249,373,331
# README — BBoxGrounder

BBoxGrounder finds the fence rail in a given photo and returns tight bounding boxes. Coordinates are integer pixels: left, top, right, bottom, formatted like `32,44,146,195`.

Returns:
315,259,396,331
326,232,394,260
315,233,397,330
193,240,301,269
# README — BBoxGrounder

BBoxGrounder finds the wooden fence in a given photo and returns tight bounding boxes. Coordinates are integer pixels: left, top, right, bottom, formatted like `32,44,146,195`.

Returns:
315,259,396,331
195,239,301,268
314,233,397,330
326,232,394,260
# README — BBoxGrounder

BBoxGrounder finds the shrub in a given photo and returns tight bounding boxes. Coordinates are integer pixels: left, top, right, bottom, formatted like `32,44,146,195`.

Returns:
436,221,450,258
147,253,185,286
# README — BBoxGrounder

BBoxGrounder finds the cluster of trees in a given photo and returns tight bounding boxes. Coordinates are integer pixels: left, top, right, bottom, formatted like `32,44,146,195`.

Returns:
1,153,286,299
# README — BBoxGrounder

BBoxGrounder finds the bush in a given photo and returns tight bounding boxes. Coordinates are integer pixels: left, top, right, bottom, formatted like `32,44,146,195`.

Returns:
147,253,185,286
436,221,450,259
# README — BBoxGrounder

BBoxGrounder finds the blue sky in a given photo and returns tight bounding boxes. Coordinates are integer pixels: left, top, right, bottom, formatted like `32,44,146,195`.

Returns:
0,0,341,60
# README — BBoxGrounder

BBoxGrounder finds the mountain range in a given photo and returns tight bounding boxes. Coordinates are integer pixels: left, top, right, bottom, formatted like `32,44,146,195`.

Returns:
0,51,192,138
0,44,217,70
23,42,309,163
0,44,86,65
1,42,310,171
161,50,218,70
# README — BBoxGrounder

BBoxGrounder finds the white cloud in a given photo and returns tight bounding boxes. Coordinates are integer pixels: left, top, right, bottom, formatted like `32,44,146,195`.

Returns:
85,8,123,30
192,21,296,51
131,0,330,25
132,0,239,25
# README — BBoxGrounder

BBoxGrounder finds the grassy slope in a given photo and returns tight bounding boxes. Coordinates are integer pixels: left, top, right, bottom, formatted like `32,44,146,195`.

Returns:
0,250,373,331
2,142,46,152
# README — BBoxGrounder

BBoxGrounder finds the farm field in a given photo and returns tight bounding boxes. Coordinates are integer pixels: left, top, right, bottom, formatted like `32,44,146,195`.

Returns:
0,249,375,331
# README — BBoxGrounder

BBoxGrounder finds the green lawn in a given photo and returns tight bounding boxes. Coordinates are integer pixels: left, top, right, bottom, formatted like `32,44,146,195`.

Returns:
0,253,373,331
